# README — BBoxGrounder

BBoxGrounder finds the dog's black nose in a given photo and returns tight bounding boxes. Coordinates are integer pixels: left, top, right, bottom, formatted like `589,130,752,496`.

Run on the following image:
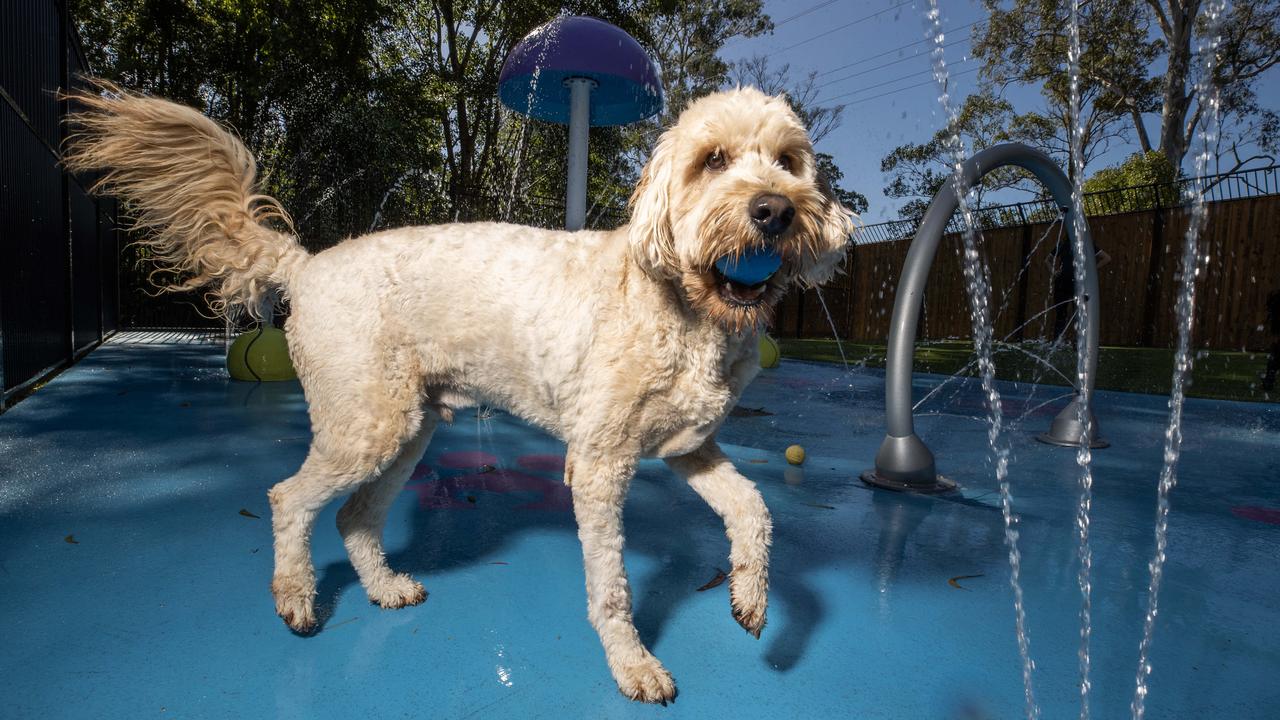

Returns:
749,194,795,235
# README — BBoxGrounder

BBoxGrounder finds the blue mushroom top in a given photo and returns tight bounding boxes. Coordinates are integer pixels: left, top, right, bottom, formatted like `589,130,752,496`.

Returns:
498,15,663,127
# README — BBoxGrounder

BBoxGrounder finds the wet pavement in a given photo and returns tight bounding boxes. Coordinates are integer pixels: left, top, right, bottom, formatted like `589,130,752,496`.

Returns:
1,341,1278,718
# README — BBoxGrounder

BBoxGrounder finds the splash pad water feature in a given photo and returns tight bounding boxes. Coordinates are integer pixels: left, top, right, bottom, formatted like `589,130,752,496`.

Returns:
862,142,1108,495
498,16,662,230
841,2,1236,718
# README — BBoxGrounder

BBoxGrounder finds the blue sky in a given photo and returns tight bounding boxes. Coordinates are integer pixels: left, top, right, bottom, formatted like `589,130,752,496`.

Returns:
718,1,1280,223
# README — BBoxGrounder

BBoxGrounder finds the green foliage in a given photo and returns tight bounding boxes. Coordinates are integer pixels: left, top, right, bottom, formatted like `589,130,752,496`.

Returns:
645,0,771,120
1083,151,1178,193
972,0,1279,173
73,0,849,246
1080,150,1180,213
815,153,868,215
71,0,446,247
973,0,1154,167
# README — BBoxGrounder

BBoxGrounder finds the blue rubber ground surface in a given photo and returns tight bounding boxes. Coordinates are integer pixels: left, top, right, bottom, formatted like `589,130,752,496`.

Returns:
1,342,1278,719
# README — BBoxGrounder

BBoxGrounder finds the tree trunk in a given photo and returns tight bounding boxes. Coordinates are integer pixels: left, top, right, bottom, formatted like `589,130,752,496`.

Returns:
1158,1,1200,170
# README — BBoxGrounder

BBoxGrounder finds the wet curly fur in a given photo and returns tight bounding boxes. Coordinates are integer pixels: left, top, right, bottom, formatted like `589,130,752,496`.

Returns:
63,80,854,703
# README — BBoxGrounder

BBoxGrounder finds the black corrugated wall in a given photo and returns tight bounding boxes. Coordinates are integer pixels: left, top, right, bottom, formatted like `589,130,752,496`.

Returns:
1,0,119,408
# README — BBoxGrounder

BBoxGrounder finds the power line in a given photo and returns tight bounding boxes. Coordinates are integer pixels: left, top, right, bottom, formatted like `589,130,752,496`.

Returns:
811,36,970,93
838,66,983,107
815,20,982,78
816,60,972,105
722,0,846,49
779,0,916,53
774,0,844,27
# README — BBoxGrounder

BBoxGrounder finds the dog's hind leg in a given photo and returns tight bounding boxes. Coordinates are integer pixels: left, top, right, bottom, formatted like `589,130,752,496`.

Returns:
268,379,426,633
666,439,771,637
568,450,677,704
336,415,437,609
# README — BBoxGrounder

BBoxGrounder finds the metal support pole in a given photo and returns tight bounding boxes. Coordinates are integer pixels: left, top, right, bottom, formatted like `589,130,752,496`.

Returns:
564,78,595,231
863,143,1107,493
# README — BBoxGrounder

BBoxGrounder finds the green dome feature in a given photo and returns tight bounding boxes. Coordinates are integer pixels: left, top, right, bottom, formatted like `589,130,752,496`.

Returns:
758,334,781,369
227,327,296,382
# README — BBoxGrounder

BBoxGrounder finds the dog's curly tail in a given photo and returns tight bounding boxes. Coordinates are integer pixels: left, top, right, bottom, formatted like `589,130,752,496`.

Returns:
62,79,308,321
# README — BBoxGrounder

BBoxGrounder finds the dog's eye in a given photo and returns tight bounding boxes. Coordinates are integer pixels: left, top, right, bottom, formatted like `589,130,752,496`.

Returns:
705,150,727,172
778,154,794,173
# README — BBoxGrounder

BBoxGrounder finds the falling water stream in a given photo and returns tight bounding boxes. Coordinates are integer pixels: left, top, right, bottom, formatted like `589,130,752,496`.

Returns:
1131,2,1226,717
916,1,1227,716
924,4,1038,717
1065,2,1096,717
814,288,851,370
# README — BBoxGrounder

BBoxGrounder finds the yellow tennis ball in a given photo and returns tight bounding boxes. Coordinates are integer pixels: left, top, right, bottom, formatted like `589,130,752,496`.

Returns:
785,445,805,465
758,334,780,369
227,327,296,382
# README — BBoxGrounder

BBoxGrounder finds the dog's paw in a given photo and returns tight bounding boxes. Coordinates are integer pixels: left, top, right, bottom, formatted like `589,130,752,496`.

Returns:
272,575,317,634
368,573,427,609
613,654,677,705
730,565,768,638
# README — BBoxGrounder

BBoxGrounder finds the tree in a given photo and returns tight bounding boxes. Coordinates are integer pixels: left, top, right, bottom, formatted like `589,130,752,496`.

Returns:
70,0,442,247
880,91,1034,219
974,0,1158,172
815,153,869,214
973,0,1280,175
644,0,772,120
1081,150,1180,212
70,0,779,239
1083,150,1178,191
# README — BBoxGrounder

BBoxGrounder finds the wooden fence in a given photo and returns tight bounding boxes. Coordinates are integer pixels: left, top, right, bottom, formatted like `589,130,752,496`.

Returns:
774,193,1280,352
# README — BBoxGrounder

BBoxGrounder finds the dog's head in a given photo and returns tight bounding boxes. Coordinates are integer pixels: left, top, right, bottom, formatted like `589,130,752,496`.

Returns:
627,87,855,332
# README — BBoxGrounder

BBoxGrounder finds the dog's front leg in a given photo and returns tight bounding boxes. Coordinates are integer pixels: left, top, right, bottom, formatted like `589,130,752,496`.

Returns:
666,439,771,637
568,450,677,704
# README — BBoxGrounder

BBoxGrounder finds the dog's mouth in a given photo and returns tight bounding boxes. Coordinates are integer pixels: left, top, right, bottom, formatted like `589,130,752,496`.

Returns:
711,265,771,307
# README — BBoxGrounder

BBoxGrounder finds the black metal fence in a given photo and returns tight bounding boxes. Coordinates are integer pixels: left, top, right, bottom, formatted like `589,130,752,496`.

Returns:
855,164,1280,244
1,0,119,409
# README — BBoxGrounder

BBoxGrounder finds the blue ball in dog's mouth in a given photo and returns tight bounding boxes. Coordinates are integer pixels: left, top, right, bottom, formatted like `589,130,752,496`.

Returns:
713,247,782,307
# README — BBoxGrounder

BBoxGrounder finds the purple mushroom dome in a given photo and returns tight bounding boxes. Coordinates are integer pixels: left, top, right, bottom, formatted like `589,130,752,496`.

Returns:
498,15,663,126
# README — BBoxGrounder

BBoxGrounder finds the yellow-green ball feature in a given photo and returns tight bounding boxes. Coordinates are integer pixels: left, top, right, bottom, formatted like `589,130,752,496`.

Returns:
785,444,805,465
758,334,780,369
227,327,297,382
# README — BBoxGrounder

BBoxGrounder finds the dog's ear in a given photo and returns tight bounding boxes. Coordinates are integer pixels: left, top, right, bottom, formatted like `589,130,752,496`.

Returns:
627,132,680,278
795,169,856,288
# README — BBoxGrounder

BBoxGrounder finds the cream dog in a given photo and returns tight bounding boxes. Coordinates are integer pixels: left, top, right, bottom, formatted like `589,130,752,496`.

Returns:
65,81,854,703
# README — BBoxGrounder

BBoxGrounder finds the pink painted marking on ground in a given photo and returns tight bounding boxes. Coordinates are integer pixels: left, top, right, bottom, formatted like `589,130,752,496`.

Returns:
1232,506,1280,525
404,465,572,512
517,454,566,473
436,450,500,469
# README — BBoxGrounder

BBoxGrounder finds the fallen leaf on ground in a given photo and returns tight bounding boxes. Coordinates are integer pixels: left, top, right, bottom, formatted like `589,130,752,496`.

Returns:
948,574,984,590
64,535,79,544
239,508,261,519
696,568,728,592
